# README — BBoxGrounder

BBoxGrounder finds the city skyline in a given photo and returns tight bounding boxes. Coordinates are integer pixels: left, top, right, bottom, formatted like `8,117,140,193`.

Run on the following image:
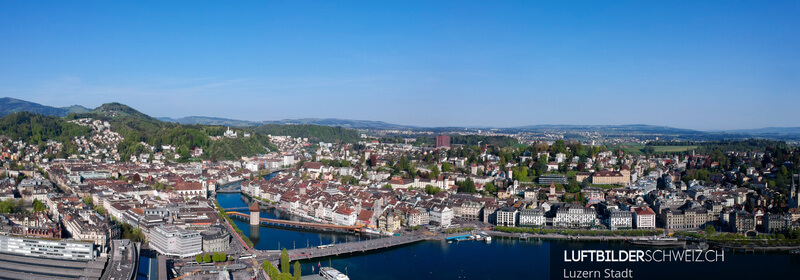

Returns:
2,1,799,130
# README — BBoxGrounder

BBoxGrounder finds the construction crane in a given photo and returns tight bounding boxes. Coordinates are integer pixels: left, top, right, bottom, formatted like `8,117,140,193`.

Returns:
171,268,201,280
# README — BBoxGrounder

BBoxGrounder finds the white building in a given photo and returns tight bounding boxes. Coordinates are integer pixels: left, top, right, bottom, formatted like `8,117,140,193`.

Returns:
0,235,94,261
519,209,545,227
554,206,597,227
332,207,357,226
608,210,633,230
429,206,453,228
150,226,202,258
496,207,519,227
633,207,656,229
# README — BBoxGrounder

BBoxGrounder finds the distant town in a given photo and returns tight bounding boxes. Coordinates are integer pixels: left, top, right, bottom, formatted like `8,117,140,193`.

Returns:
1,103,800,280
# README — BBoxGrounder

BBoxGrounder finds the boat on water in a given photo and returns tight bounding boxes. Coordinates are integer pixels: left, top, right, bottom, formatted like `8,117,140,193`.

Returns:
628,236,685,247
319,267,350,280
684,242,709,250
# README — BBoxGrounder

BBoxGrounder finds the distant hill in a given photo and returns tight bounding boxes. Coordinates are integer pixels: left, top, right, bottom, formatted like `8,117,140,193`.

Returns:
508,124,709,135
159,116,261,127
91,102,160,122
0,97,69,117
724,127,800,136
3,97,800,142
61,105,92,114
265,118,414,130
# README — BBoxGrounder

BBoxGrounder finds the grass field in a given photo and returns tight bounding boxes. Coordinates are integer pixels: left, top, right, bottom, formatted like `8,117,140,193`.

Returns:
607,143,645,155
651,145,698,152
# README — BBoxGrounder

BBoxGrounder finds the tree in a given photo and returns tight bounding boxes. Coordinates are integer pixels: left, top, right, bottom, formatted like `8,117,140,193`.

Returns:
280,249,290,273
83,197,93,206
195,254,203,263
442,162,451,172
429,165,440,179
264,261,280,279
293,261,301,280
565,180,581,193
424,185,442,195
484,182,496,194
704,225,716,236
203,253,212,263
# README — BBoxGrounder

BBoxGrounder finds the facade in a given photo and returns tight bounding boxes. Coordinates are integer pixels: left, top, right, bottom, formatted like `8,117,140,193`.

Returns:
575,172,592,183
150,226,203,258
764,214,796,233
457,201,482,221
377,210,401,232
538,174,567,185
429,206,453,228
554,206,597,227
608,210,633,230
633,207,656,229
435,135,451,148
496,207,519,227
730,211,755,234
519,209,545,227
592,171,627,185
0,235,94,261
200,226,230,253
333,207,357,226
660,208,711,230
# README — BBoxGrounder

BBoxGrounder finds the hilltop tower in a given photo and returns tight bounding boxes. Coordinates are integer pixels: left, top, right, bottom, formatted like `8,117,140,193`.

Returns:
249,202,260,226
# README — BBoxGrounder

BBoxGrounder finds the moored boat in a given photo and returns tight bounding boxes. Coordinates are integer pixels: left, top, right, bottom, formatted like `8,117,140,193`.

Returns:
628,236,685,247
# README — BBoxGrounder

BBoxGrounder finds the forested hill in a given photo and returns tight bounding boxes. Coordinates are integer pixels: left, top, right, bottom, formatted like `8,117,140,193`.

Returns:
249,124,361,143
0,112,91,145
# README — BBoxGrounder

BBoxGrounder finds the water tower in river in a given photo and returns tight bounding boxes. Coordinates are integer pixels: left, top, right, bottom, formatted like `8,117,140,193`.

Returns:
249,202,260,226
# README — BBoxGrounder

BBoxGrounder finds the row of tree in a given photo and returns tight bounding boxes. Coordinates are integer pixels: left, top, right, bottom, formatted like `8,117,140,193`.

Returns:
263,249,302,280
194,252,228,263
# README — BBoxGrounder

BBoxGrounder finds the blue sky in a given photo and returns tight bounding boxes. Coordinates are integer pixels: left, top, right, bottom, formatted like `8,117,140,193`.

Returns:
1,1,798,130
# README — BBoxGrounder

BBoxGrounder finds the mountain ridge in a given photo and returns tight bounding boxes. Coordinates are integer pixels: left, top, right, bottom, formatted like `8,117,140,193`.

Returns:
2,97,800,136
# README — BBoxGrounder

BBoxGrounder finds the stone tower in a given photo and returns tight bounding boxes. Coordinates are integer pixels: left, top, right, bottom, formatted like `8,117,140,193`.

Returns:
249,202,260,226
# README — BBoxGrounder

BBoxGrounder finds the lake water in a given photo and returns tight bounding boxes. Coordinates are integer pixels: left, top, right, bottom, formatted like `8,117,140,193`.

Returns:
217,190,800,280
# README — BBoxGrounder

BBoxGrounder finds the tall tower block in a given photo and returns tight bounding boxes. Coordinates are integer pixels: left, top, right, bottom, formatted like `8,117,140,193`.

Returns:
249,202,260,226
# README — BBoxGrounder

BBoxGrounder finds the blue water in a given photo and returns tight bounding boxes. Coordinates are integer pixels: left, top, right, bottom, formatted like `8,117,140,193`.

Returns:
137,256,157,280
217,192,800,280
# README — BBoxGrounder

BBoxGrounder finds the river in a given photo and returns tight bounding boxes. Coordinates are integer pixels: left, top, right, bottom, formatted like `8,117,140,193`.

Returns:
217,190,800,280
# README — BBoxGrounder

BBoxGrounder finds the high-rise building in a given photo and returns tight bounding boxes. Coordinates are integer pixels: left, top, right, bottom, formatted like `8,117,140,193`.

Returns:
436,135,450,148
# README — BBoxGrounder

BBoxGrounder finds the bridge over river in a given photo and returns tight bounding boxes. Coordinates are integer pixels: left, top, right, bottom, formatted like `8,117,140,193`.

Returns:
227,211,364,233
254,232,475,264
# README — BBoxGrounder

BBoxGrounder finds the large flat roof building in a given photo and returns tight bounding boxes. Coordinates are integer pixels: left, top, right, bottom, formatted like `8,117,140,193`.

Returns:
0,234,95,261
150,226,202,258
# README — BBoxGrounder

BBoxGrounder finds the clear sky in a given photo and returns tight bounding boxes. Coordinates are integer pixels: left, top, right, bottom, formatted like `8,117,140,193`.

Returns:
1,1,798,130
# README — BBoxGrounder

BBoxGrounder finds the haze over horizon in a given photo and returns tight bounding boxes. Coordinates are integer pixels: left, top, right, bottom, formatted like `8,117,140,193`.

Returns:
2,1,798,131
